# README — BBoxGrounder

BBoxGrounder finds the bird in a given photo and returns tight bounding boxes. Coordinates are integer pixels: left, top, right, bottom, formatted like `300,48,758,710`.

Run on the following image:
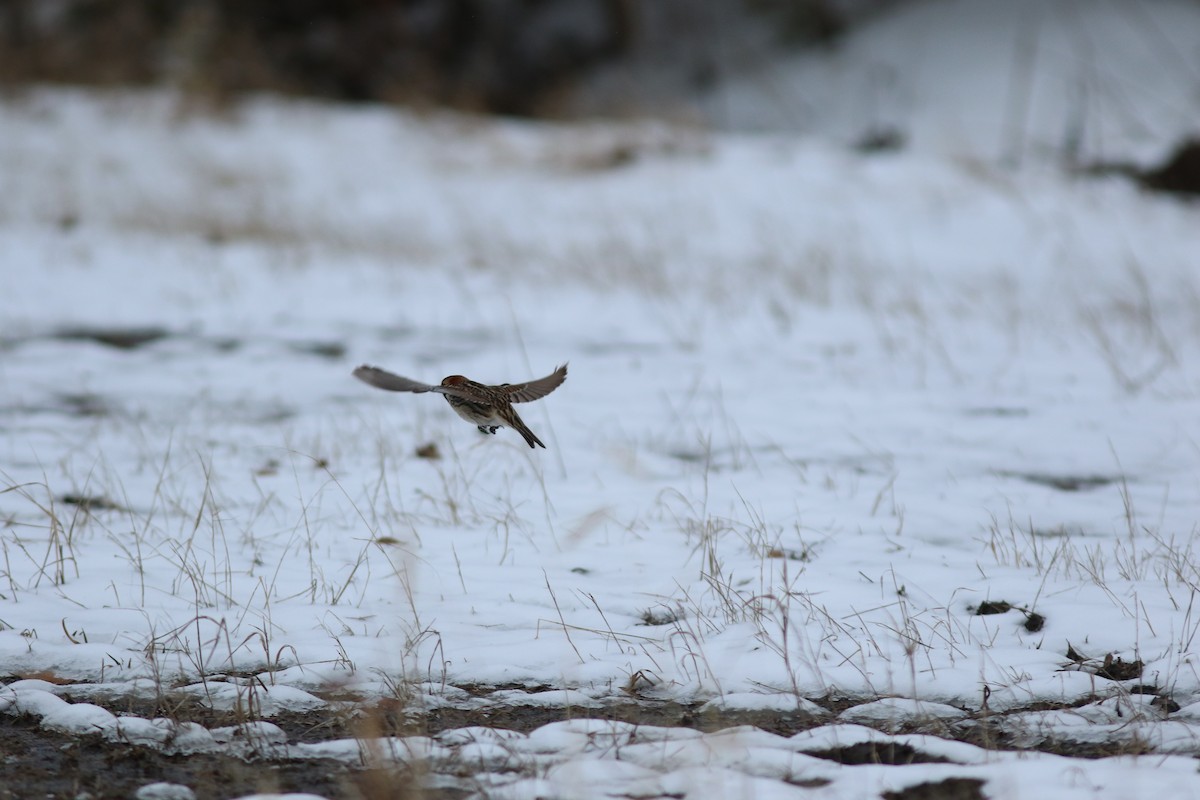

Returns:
352,363,567,448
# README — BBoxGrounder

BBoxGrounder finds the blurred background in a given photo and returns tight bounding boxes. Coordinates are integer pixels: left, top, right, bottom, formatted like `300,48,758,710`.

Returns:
0,0,883,115
4,0,1199,181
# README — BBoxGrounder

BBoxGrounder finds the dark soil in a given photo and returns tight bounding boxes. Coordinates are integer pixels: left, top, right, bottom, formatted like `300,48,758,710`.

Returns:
0,687,1181,799
0,713,462,800
413,698,827,738
51,325,172,350
805,740,951,766
883,777,988,800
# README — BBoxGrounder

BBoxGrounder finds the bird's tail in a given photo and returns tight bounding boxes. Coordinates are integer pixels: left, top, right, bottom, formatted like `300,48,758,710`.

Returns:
503,407,545,448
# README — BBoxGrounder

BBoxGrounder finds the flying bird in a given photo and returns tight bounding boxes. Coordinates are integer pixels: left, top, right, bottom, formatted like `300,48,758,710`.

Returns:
353,363,567,448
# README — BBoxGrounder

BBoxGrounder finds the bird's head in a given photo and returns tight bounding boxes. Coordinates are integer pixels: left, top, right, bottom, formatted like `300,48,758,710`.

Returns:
441,375,469,387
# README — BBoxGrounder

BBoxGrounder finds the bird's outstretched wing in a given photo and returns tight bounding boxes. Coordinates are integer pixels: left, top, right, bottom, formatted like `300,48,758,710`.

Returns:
353,365,437,393
503,363,568,403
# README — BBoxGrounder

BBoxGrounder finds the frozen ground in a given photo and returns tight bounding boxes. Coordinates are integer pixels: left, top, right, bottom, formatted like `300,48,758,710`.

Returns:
2,2,1200,798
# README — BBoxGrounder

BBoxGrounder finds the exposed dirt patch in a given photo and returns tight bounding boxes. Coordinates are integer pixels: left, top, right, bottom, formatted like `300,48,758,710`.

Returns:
52,325,172,350
999,471,1119,492
412,700,825,739
0,713,460,800
805,740,952,766
971,600,1045,632
882,777,988,800
974,600,1012,615
58,493,125,512
3,684,1184,798
286,340,348,360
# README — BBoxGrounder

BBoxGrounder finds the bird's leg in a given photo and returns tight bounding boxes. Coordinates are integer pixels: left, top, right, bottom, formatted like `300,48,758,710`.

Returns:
477,426,500,435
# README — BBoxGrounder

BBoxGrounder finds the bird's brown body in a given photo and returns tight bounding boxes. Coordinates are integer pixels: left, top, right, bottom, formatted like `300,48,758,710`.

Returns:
353,363,567,448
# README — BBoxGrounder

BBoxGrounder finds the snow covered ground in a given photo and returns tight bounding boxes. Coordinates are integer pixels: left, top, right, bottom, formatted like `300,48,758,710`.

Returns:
2,1,1200,798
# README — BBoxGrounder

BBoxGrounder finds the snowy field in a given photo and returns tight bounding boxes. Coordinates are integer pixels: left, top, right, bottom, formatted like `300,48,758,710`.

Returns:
3,2,1200,798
